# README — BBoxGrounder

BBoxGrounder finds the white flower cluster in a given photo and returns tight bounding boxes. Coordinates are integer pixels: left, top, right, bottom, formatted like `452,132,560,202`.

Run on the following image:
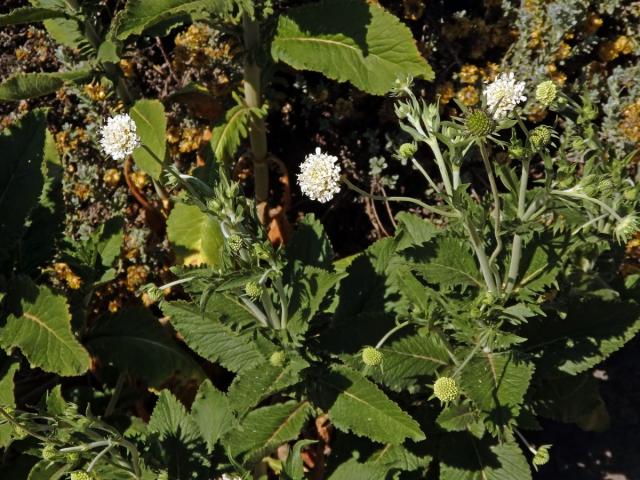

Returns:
484,72,527,120
218,474,242,480
99,113,140,160
297,148,341,203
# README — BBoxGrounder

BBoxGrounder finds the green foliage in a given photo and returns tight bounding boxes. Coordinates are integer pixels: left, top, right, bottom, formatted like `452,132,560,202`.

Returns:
166,202,224,266
310,365,425,444
129,99,167,179
0,277,90,376
0,71,92,101
0,7,67,26
190,380,234,451
272,0,434,95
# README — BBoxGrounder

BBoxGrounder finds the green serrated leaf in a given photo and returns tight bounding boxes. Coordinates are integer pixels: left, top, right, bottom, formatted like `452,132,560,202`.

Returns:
328,458,388,480
272,0,433,95
436,404,479,432
373,334,450,391
148,390,199,441
0,71,91,101
112,0,228,40
285,214,334,271
86,307,205,387
227,358,307,417
210,102,252,163
283,439,317,480
191,379,234,452
0,7,66,26
166,203,224,266
161,299,265,373
129,99,166,179
225,400,312,461
311,365,424,444
0,277,90,376
394,212,439,251
0,358,19,447
459,352,534,428
439,434,532,480
368,443,432,473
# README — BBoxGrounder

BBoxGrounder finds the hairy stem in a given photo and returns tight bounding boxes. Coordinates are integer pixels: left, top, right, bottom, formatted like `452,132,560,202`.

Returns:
478,142,502,285
505,158,530,294
375,321,411,349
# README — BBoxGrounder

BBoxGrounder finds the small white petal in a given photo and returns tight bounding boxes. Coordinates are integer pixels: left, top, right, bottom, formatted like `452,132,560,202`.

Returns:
99,113,140,160
297,149,341,203
484,73,527,120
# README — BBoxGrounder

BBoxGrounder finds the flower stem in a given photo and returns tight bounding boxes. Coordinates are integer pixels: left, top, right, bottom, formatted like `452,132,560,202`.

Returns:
478,142,503,285
375,321,411,349
505,158,530,294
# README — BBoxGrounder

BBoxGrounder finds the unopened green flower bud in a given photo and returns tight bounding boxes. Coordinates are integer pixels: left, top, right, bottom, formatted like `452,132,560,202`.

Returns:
598,178,614,195
269,351,286,367
395,103,412,119
465,110,495,138
206,198,222,212
65,452,81,466
227,234,243,252
70,471,92,480
398,143,418,160
508,143,529,160
529,125,552,151
146,286,164,303
535,81,557,106
532,445,551,468
362,347,383,367
623,188,637,201
433,377,459,403
42,445,58,461
614,214,639,244
244,281,262,300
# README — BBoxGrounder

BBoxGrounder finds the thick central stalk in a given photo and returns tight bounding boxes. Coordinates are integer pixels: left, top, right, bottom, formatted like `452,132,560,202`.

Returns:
242,14,269,223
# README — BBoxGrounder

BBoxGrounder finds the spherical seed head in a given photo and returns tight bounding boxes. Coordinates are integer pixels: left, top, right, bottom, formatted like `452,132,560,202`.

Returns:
535,81,557,106
398,143,418,160
465,110,495,137
529,125,552,151
533,445,551,466
508,143,529,160
433,377,459,403
615,214,640,244
362,347,383,367
12,425,26,437
244,281,262,300
70,471,92,480
228,234,243,252
269,351,286,367
42,445,58,461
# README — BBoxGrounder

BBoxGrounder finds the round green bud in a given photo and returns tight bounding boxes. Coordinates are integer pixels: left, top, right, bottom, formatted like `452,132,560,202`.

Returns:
70,471,92,480
623,188,637,201
465,110,495,138
269,351,286,367
598,178,614,195
12,425,27,438
227,234,244,252
615,215,639,244
65,452,81,466
529,125,552,151
535,81,557,106
146,286,164,303
206,198,222,212
244,281,263,300
433,377,459,403
395,103,412,119
532,445,551,467
361,347,383,367
42,445,58,461
398,143,418,160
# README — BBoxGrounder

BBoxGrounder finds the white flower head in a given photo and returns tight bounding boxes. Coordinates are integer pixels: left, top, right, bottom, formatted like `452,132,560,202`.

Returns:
484,72,527,120
219,475,242,480
99,113,140,160
297,148,341,203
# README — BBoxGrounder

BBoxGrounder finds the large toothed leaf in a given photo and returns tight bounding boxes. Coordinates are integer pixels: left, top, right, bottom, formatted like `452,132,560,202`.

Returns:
0,7,67,26
191,380,234,451
111,0,229,40
459,352,534,429
0,358,19,447
161,299,265,373
310,365,424,444
227,358,308,417
129,99,166,179
209,101,252,164
225,401,312,460
148,390,199,441
0,277,90,376
0,71,91,101
328,459,388,480
373,334,450,391
166,202,224,266
271,0,433,95
439,434,531,480
85,307,205,387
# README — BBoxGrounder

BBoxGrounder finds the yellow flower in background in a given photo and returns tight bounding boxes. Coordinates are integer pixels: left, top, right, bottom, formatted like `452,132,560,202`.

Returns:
456,85,480,107
459,64,480,84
